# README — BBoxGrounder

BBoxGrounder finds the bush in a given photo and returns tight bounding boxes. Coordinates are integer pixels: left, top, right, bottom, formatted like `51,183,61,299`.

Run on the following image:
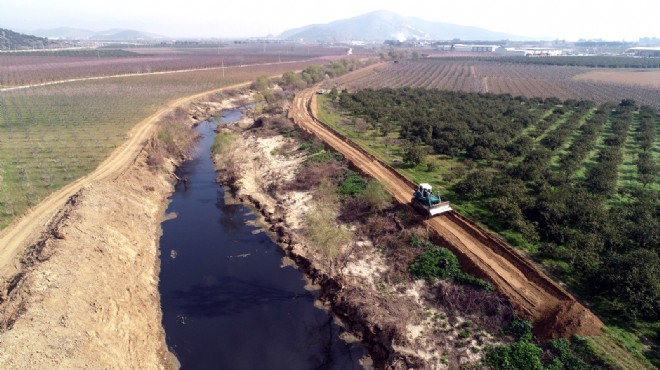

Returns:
357,180,393,212
454,272,493,291
211,131,238,155
548,338,589,370
338,171,368,196
410,246,461,282
506,319,534,341
485,340,544,370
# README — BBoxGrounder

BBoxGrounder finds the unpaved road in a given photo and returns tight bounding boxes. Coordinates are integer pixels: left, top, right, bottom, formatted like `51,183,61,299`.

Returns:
289,87,604,339
0,82,248,282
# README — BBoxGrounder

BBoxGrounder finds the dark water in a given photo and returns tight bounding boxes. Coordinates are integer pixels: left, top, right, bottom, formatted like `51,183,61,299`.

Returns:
159,109,363,370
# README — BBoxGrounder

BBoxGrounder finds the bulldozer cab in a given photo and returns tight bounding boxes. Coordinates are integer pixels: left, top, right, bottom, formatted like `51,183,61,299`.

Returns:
418,183,433,198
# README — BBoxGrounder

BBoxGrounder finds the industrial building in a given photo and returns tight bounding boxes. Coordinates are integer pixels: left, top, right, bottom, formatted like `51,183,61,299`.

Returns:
628,47,660,57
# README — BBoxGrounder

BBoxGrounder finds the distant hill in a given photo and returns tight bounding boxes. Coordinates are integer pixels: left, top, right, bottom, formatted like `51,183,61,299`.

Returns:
32,27,95,40
279,10,526,42
0,28,52,50
32,28,165,40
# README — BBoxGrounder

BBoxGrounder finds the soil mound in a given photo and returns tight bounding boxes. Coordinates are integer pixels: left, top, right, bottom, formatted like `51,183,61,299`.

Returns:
536,301,604,340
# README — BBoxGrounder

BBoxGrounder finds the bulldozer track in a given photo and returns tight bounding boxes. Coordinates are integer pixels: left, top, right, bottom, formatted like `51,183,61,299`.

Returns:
289,87,603,339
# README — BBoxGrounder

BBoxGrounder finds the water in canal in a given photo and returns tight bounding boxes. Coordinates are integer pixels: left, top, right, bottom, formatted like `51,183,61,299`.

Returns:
158,108,363,369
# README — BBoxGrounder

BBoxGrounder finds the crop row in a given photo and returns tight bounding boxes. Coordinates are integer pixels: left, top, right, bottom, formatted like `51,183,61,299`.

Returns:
336,59,660,108
0,59,321,230
0,44,350,87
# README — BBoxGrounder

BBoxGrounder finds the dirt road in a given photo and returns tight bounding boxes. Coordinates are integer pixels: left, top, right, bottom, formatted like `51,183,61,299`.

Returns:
0,60,308,92
0,83,247,282
289,87,604,339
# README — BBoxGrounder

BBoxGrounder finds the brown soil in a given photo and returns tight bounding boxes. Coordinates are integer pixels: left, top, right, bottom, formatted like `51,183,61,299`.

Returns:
572,69,660,88
0,86,248,368
288,87,604,340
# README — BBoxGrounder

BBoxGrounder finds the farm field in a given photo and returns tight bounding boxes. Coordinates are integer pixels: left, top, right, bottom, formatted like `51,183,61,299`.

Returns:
0,43,355,87
332,58,660,107
573,69,660,89
0,57,337,230
315,88,659,366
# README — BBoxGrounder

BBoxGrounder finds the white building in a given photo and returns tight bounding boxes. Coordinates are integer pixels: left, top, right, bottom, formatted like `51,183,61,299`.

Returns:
628,47,660,57
437,44,500,52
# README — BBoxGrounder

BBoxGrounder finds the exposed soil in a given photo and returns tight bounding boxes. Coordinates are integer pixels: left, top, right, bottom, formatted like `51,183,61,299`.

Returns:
288,86,604,340
0,87,248,368
572,69,660,89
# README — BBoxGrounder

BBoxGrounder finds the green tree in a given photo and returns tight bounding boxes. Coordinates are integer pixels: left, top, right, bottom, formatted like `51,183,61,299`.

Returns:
251,75,271,91
403,143,427,166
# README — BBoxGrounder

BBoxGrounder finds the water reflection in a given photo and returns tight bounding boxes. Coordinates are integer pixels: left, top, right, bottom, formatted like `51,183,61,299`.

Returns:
158,112,363,370
173,276,314,318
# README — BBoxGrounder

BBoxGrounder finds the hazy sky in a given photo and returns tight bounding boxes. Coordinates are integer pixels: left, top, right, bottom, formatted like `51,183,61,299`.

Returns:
1,0,658,40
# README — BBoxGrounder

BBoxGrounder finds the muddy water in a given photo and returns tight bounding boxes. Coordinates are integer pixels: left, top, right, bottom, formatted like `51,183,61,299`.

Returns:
159,109,363,369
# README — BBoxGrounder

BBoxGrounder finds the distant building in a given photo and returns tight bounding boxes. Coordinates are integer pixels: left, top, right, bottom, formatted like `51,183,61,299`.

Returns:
628,47,660,57
437,44,499,52
496,47,527,56
495,47,563,56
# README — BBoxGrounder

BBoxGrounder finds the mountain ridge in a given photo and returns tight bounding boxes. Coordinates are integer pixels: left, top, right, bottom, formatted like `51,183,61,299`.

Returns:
279,10,527,41
32,27,166,40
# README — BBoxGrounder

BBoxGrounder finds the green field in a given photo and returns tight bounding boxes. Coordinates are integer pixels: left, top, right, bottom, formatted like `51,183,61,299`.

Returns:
0,60,321,230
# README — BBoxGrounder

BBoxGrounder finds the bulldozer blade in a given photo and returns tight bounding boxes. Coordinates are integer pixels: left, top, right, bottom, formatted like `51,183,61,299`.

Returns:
429,202,452,216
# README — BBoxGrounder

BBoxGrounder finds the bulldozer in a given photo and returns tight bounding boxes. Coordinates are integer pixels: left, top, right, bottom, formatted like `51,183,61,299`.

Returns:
412,183,452,217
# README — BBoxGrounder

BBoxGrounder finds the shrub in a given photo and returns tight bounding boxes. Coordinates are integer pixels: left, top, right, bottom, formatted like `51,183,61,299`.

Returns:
338,171,368,196
211,131,238,155
287,160,344,191
410,246,461,282
454,273,493,291
485,340,544,370
357,180,393,212
506,319,534,341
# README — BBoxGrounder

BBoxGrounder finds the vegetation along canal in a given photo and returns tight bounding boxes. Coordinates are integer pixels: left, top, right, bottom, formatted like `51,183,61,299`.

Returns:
158,108,363,369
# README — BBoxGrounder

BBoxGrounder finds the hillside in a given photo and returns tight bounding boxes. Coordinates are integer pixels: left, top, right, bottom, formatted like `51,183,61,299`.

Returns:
32,27,164,40
0,28,51,50
279,10,525,42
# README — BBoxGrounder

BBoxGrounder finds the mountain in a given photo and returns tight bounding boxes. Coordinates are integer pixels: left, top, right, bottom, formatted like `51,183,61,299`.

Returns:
32,27,95,40
89,29,165,40
279,10,526,42
0,28,52,50
33,28,165,40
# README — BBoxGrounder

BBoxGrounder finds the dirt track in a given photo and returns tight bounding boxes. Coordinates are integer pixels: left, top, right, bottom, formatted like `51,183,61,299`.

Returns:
289,87,604,339
0,87,250,368
0,83,249,282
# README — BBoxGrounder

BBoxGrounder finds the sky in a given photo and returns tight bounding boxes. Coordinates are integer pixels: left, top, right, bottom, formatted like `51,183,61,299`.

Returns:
1,0,658,41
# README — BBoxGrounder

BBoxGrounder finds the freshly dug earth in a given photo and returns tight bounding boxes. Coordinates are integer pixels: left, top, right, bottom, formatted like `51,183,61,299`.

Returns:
289,87,604,340
0,91,245,368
